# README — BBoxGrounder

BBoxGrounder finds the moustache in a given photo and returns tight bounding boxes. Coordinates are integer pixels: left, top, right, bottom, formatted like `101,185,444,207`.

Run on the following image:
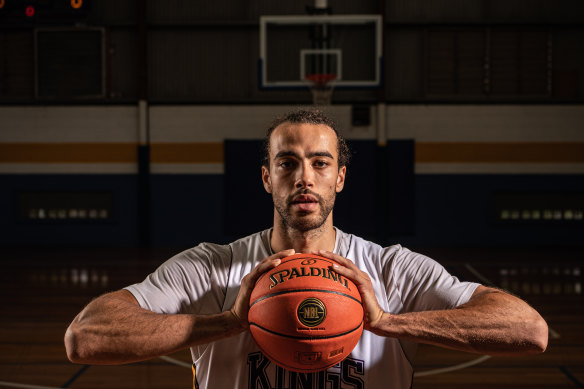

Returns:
286,189,324,205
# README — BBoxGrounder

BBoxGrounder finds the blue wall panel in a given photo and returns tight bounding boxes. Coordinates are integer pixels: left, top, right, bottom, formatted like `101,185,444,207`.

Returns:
149,174,225,247
1,173,582,248
0,175,139,247
412,174,584,248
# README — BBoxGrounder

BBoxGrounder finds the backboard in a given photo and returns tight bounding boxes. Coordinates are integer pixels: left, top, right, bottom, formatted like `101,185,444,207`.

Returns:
259,15,383,89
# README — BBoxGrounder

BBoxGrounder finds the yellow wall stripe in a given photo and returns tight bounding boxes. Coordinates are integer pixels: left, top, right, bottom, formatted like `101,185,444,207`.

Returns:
0,143,224,163
416,142,584,163
0,143,137,163
150,143,224,163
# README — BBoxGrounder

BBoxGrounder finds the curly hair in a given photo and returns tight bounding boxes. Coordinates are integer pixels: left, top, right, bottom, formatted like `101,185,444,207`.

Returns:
261,109,351,169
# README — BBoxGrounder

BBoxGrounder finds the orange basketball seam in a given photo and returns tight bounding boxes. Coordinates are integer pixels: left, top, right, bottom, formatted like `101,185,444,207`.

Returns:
250,288,362,308
248,322,363,340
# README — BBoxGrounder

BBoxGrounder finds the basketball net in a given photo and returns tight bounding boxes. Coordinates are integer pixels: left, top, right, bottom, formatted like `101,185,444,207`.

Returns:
306,73,336,105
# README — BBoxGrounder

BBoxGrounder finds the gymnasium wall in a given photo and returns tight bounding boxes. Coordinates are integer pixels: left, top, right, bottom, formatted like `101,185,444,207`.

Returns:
1,104,582,248
1,0,583,248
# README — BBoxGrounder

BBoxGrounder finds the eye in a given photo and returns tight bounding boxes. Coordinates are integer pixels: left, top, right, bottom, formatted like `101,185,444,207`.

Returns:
278,160,295,169
313,160,329,168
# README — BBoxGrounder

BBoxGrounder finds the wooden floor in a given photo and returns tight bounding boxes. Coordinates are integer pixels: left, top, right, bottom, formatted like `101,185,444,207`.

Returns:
0,247,582,388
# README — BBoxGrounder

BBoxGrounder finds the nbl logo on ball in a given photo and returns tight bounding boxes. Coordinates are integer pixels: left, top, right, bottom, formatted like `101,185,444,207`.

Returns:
297,298,326,327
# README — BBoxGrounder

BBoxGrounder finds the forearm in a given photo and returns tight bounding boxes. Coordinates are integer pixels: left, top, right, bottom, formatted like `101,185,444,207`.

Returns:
370,287,548,356
65,290,244,364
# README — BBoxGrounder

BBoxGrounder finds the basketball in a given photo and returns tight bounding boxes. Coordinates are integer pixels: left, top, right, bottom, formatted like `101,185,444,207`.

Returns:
248,253,364,373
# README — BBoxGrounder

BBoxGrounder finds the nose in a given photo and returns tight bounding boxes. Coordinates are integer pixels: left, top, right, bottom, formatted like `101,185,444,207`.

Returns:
295,161,314,189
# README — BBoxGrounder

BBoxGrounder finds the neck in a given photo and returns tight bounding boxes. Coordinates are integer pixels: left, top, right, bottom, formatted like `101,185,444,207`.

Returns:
271,216,336,254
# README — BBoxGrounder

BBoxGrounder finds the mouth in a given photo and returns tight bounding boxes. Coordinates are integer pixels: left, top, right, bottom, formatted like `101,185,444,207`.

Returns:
290,194,319,212
291,194,319,204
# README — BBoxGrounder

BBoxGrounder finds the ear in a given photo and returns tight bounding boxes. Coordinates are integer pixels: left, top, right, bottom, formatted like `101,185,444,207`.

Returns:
335,165,346,193
261,165,272,194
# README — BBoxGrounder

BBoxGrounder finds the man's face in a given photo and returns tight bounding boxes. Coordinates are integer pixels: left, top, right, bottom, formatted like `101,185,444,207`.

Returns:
262,122,346,232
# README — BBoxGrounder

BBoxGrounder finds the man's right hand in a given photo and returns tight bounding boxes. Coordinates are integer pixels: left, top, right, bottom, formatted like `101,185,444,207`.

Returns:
230,249,295,329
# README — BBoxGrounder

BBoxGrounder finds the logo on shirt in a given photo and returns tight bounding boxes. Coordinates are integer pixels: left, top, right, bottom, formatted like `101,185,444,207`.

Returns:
297,298,326,327
247,352,365,389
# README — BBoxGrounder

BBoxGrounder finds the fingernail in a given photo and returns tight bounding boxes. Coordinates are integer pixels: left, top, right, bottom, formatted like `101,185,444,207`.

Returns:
332,264,339,269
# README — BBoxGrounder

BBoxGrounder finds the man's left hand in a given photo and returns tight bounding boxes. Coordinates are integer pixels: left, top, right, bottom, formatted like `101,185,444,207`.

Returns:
314,250,385,332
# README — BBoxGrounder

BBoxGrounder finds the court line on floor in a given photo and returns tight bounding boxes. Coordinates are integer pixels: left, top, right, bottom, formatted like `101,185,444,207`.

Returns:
159,355,192,368
0,359,188,389
463,263,496,286
464,263,561,340
559,366,584,388
160,351,492,379
0,381,61,389
413,355,492,378
0,359,185,389
61,364,90,388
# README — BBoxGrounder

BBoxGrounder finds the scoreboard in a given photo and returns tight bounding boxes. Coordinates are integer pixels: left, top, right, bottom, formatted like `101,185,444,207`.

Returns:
0,0,91,25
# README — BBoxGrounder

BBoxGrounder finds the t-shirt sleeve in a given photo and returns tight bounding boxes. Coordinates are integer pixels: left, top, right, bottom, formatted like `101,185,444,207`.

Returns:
124,243,231,315
384,245,480,313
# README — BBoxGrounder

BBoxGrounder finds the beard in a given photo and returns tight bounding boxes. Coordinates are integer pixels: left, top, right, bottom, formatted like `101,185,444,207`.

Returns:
273,188,336,233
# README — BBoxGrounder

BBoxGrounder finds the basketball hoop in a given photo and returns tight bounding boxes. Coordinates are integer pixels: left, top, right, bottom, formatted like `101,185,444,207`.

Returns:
306,73,336,105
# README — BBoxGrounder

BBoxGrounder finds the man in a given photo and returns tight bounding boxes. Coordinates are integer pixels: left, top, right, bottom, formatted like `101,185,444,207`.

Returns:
65,110,548,388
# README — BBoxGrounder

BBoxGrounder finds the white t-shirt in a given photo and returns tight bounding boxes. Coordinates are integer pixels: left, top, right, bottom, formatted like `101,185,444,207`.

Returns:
125,228,479,389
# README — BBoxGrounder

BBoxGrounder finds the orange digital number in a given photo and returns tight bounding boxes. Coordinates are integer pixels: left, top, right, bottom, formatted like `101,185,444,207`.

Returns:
71,0,82,9
0,0,5,9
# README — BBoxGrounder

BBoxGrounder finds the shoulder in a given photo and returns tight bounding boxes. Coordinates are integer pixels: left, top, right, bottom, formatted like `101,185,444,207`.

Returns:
336,229,408,283
228,229,272,260
169,242,232,271
189,242,232,260
336,228,402,265
180,230,268,265
336,230,440,279
229,230,264,247
157,230,269,281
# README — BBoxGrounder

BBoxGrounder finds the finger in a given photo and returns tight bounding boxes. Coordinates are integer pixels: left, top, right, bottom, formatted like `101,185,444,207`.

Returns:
247,249,295,283
328,262,355,278
314,250,356,269
262,249,295,269
271,249,296,260
315,250,367,287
